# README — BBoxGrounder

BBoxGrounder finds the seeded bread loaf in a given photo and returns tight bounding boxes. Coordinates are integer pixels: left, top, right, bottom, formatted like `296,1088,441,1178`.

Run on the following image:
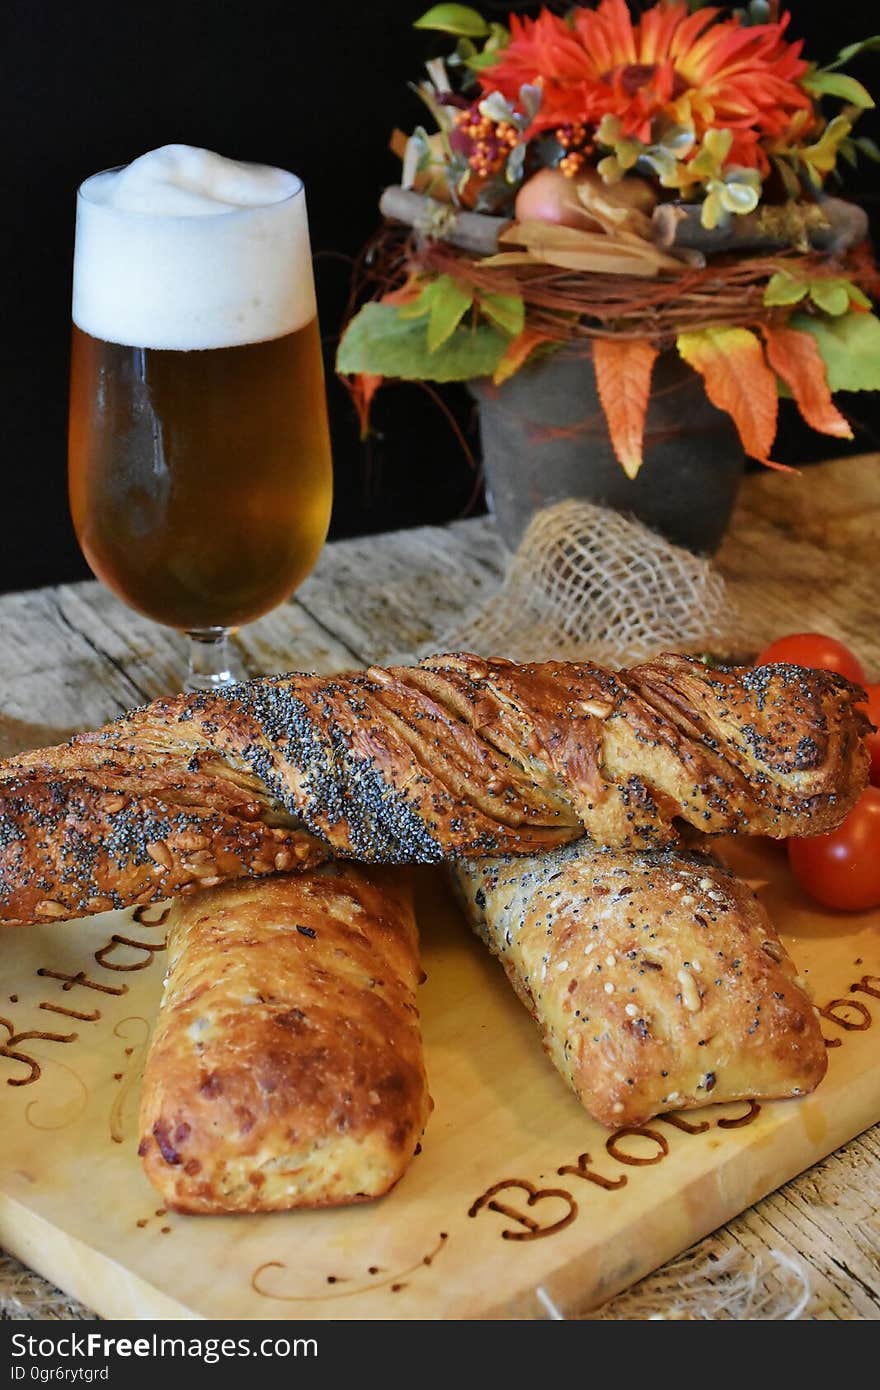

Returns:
453,841,827,1128
138,864,431,1212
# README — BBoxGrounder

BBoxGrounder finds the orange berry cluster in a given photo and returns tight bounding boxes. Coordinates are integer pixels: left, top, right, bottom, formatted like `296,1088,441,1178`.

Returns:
454,108,520,179
556,123,588,149
554,123,590,178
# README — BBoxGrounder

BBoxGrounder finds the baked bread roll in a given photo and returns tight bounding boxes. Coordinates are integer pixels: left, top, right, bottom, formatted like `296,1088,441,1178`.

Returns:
453,841,827,1128
1,652,868,925
138,864,431,1212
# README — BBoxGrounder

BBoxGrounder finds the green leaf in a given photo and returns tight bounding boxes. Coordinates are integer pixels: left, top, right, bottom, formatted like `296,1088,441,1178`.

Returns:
337,302,507,383
771,155,802,198
448,36,477,63
519,83,542,121
464,48,504,71
479,292,524,336
856,135,880,161
505,142,526,184
464,21,509,69
764,272,808,307
479,91,516,123
427,277,474,352
803,71,875,109
397,282,434,320
395,275,475,349
847,282,873,309
414,5,489,37
809,280,852,316
789,310,880,392
718,180,760,215
825,35,880,72
700,189,723,230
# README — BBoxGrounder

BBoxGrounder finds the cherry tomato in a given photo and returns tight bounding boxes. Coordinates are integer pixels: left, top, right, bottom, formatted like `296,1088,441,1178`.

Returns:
788,786,880,911
756,632,866,686
862,683,880,786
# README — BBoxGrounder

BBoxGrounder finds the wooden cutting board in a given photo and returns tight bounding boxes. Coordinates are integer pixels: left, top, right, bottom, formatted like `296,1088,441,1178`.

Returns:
1,838,878,1320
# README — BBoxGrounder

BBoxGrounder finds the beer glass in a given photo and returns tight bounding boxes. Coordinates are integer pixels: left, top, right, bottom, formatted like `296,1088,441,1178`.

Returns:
68,147,333,691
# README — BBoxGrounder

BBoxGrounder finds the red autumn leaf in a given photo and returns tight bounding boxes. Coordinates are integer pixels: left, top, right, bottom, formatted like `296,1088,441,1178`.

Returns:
592,338,658,479
493,327,554,386
762,324,853,440
677,327,779,465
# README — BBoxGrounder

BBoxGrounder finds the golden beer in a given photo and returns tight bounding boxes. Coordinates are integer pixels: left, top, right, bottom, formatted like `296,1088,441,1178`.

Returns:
69,146,333,687
69,320,332,631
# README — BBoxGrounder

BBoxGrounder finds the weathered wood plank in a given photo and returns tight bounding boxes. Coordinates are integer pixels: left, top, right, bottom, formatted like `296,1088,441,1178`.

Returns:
52,582,359,703
0,587,141,729
0,519,504,740
296,518,505,666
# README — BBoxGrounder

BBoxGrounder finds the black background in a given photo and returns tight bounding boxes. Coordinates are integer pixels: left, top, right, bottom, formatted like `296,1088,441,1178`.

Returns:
1,0,878,596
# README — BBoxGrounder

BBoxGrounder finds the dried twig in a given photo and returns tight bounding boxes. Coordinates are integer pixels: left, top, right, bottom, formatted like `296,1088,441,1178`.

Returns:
378,186,507,257
652,198,869,256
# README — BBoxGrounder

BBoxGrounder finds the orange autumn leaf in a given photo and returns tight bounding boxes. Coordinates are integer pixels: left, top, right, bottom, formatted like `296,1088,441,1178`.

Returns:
389,128,409,161
762,324,853,440
677,326,779,464
493,327,554,385
350,372,382,440
592,338,658,479
346,280,423,438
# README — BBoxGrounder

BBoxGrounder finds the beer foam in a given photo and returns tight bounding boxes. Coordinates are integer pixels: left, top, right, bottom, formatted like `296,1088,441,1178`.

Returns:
72,145,317,350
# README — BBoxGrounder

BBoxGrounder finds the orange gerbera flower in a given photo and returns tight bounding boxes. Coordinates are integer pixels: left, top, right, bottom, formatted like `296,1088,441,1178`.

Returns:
480,1,814,169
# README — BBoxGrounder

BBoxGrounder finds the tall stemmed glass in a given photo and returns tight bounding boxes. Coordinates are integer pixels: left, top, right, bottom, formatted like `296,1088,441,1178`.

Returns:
68,147,333,691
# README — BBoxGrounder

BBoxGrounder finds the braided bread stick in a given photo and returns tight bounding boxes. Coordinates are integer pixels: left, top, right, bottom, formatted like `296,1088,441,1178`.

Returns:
0,652,868,926
0,760,329,925
453,841,827,1128
139,864,430,1212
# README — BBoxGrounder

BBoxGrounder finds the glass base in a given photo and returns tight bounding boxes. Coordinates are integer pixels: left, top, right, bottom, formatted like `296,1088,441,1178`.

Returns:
185,628,245,693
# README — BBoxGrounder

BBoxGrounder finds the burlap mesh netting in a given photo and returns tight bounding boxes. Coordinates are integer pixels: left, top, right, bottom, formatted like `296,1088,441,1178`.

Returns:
442,498,745,666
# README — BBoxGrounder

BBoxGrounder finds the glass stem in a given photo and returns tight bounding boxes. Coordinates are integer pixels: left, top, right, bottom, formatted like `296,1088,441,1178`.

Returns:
184,628,243,693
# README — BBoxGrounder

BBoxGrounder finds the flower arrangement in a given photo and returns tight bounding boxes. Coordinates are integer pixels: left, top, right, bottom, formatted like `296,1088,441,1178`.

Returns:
337,2,880,477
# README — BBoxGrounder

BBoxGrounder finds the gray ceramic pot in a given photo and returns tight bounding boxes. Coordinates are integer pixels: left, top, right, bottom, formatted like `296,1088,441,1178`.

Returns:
472,348,745,554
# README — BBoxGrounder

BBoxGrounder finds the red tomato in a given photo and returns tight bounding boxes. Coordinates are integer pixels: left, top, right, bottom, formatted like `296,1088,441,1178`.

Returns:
755,632,866,686
788,786,880,911
756,632,866,685
863,683,880,786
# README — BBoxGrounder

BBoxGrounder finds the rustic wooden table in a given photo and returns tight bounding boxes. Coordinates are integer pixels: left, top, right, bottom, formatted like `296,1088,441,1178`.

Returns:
0,455,878,1319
